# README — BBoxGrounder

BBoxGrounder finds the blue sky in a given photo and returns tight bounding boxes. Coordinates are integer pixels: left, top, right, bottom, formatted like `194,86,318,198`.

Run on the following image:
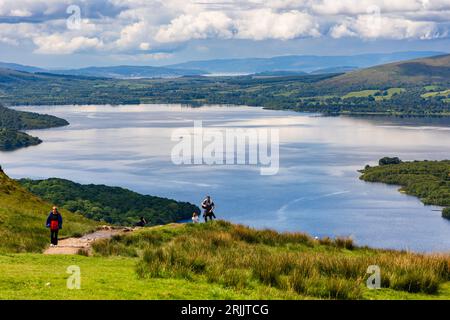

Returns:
0,0,449,68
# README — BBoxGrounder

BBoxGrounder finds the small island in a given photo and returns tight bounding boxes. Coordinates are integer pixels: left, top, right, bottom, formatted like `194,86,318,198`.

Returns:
0,104,69,151
360,158,450,219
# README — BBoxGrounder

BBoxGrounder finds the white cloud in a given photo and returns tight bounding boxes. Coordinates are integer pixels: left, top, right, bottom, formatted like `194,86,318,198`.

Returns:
155,11,234,43
235,9,320,40
33,34,103,54
330,15,445,40
0,0,449,55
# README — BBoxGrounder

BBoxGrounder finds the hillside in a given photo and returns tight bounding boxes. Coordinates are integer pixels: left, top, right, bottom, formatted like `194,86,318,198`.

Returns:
323,54,450,90
0,168,99,253
0,222,449,299
0,167,450,299
18,178,200,226
360,160,450,219
0,62,45,73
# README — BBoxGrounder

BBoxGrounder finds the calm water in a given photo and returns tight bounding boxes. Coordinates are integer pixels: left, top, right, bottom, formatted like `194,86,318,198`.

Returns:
2,105,450,252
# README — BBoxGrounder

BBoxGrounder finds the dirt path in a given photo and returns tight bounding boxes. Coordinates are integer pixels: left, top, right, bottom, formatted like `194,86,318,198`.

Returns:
44,227,134,255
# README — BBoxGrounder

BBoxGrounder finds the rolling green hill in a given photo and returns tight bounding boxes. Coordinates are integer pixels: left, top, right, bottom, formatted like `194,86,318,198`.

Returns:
18,178,200,226
323,54,450,91
0,167,99,253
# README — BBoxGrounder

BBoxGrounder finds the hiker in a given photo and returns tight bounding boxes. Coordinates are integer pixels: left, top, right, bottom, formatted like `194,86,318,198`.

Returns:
192,212,200,224
201,196,216,222
46,206,63,246
135,216,148,227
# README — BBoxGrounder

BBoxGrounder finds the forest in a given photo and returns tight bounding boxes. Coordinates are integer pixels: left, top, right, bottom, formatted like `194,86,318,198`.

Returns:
18,178,200,225
0,104,69,151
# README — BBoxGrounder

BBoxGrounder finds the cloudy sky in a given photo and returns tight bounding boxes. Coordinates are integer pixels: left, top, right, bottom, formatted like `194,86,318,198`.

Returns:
0,0,449,68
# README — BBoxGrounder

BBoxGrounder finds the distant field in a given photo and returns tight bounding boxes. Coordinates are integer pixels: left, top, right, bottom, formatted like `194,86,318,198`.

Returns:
342,88,406,101
374,88,406,101
421,89,450,98
342,90,379,99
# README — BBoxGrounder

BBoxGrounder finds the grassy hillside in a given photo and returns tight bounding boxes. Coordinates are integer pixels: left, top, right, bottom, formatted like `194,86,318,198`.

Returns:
0,222,449,300
360,160,450,219
0,168,99,253
18,178,200,226
323,54,450,90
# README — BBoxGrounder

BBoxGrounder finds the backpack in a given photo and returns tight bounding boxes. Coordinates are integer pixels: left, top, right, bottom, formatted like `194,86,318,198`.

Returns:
50,219,59,231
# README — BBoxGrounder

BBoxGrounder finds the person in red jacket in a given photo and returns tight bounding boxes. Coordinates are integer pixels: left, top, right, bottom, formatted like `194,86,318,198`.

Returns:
46,206,63,246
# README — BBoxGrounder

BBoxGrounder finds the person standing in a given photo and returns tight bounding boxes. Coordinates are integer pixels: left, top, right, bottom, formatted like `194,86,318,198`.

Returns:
201,196,216,222
46,206,63,246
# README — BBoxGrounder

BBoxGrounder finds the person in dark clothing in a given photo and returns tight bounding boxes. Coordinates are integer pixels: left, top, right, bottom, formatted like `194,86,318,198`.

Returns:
201,196,216,222
135,216,148,227
46,206,63,246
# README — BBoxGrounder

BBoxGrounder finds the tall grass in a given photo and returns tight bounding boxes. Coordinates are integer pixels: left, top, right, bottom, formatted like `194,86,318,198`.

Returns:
93,221,450,299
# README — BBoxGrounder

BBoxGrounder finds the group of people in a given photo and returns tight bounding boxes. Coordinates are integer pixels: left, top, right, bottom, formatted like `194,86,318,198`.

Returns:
192,195,217,223
45,195,217,246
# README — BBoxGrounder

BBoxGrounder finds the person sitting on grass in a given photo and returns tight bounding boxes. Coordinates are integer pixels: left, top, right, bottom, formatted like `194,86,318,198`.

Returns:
46,206,63,246
135,216,148,227
192,212,200,223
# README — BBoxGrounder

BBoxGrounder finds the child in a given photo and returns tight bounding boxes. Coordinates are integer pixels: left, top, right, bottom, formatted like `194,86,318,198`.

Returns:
192,212,200,223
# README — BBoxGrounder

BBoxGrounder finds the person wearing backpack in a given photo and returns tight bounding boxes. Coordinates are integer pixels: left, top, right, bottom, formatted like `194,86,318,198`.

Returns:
201,196,216,222
46,206,63,246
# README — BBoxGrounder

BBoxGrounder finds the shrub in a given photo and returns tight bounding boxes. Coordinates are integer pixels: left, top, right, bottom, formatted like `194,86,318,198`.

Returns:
443,207,450,219
334,237,354,250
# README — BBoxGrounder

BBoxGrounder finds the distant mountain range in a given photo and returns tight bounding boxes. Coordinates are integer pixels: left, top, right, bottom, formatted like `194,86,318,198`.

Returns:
168,51,446,74
0,62,46,74
0,63,204,79
0,51,446,79
49,65,205,79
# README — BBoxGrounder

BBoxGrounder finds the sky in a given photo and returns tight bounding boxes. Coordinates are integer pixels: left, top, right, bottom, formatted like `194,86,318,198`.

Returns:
0,0,449,68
